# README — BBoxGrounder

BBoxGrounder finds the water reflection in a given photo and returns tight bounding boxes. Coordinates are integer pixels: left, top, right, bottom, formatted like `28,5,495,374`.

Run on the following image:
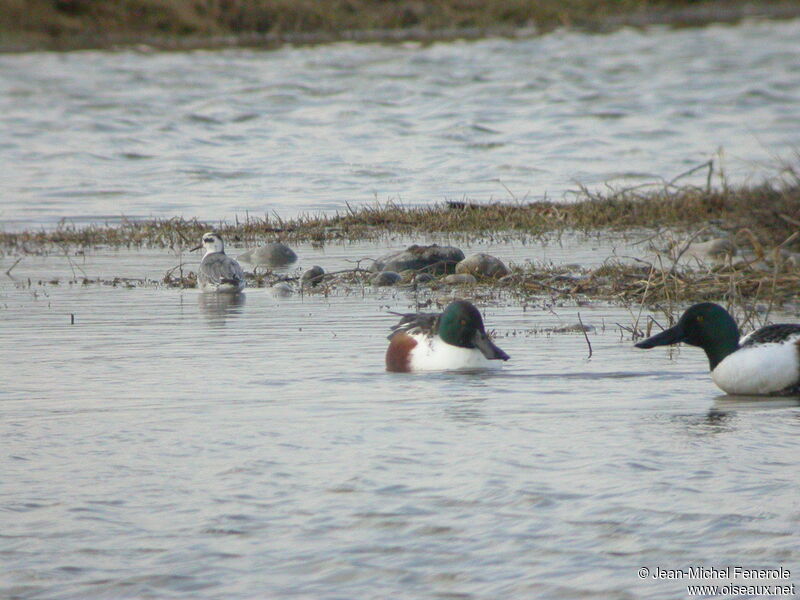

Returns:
668,410,737,436
712,395,800,411
702,408,737,433
198,292,246,326
443,398,488,424
675,396,800,435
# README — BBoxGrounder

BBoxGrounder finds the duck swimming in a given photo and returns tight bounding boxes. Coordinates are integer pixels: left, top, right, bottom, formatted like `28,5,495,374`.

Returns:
191,232,246,294
635,302,800,395
386,300,509,372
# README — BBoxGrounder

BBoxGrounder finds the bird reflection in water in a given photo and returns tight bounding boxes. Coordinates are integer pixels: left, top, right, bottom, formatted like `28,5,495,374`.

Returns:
710,394,800,426
198,292,246,326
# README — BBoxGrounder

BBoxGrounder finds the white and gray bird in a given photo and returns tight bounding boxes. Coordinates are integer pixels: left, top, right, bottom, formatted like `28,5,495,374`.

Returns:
191,232,246,294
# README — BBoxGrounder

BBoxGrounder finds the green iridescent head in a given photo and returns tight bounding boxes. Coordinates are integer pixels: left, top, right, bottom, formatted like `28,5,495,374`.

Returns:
438,300,509,361
636,302,740,370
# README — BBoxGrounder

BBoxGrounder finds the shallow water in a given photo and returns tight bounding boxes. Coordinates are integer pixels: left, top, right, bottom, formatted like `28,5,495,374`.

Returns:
2,238,799,599
2,19,800,229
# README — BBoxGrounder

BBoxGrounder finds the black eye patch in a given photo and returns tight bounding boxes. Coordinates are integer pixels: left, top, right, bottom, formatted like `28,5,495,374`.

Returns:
203,238,214,243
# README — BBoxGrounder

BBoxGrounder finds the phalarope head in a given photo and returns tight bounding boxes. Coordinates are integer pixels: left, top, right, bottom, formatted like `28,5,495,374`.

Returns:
192,232,225,255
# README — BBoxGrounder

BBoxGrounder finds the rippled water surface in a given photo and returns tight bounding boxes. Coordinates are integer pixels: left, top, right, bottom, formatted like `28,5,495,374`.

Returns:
2,19,800,228
3,17,800,600
2,237,799,599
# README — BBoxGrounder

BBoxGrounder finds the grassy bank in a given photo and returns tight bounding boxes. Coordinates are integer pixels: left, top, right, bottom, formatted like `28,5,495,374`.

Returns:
5,173,799,315
2,169,798,249
3,0,800,51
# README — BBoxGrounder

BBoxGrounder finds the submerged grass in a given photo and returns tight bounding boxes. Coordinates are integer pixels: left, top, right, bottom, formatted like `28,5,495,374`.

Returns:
3,0,800,51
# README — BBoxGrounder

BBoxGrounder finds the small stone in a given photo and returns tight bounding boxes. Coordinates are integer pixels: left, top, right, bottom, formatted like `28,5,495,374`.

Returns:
371,271,401,286
553,274,581,283
301,265,325,286
703,238,738,259
413,273,435,284
238,243,298,266
442,273,477,285
455,253,509,279
268,282,294,297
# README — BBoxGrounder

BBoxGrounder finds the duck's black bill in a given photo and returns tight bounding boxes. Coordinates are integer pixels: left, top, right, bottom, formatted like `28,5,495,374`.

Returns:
190,245,203,252
473,331,510,361
635,325,686,349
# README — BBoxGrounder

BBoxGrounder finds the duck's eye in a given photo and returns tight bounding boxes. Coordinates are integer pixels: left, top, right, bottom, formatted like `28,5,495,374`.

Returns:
696,315,704,323
461,319,467,326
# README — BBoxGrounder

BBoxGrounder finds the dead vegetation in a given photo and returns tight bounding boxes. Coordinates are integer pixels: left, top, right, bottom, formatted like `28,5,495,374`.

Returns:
3,168,799,250
4,169,800,316
504,228,800,332
3,0,800,51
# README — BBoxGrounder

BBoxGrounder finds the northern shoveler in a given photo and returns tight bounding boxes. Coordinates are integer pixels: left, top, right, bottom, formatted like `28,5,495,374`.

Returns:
385,300,509,372
635,302,800,396
191,232,246,294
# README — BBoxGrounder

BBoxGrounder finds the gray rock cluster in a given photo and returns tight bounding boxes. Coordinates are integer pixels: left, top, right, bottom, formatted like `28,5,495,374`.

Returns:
371,244,464,274
236,241,510,291
301,265,325,287
455,253,509,279
238,242,298,267
366,244,509,287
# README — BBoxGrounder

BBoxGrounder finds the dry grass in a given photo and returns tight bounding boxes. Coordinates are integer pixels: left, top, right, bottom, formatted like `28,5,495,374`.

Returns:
3,0,799,50
3,170,799,250
505,237,800,325
5,169,800,313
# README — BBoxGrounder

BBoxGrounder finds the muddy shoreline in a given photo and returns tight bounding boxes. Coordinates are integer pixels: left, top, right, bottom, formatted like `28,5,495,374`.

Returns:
3,1,800,53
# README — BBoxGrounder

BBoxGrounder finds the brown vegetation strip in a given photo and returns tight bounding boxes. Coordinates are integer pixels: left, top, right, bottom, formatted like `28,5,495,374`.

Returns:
2,178,799,250
3,0,800,51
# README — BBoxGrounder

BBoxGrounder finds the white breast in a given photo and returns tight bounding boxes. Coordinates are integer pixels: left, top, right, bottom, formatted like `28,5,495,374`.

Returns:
711,337,800,395
407,333,501,372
